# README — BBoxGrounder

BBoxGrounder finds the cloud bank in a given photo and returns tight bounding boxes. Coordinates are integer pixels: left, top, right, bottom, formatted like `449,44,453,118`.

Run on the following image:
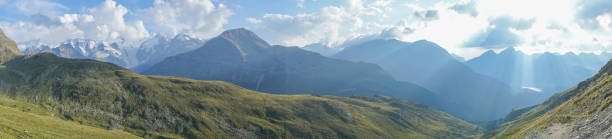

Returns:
139,0,233,39
0,0,233,47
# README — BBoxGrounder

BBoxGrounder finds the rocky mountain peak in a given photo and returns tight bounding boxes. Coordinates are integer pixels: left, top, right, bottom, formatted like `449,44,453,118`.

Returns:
218,28,270,48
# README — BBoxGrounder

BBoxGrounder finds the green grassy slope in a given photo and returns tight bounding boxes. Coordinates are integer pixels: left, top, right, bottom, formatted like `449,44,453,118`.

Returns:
0,53,481,138
0,29,21,63
0,95,140,139
486,59,612,138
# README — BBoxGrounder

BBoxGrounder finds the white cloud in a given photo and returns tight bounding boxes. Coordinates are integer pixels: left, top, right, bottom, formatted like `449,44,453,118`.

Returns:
246,17,261,24
2,0,234,48
1,0,149,45
0,0,10,5
0,20,80,44
389,0,610,58
598,13,612,31
574,0,612,30
139,0,233,39
297,0,305,8
30,14,62,27
83,0,149,42
362,2,489,58
244,0,612,59
476,0,574,22
449,0,478,17
464,16,535,48
1,0,610,59
248,0,392,47
413,9,439,21
14,0,68,17
484,0,612,55
513,20,612,55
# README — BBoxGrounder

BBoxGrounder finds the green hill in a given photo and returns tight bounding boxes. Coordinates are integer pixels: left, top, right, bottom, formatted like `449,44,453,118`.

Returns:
486,59,612,138
0,29,480,138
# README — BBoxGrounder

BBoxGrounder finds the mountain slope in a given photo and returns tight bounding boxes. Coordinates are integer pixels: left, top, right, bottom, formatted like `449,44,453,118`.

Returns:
466,48,612,95
143,28,440,107
487,59,612,138
0,29,20,63
0,95,140,139
333,39,544,121
0,53,480,138
0,28,480,138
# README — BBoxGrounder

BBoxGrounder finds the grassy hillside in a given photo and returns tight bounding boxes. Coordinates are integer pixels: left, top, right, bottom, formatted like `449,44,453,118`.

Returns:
0,52,481,138
486,59,612,138
0,95,140,139
0,29,21,63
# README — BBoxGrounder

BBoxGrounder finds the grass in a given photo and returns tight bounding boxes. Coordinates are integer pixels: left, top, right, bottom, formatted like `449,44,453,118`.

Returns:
0,95,140,139
0,53,482,138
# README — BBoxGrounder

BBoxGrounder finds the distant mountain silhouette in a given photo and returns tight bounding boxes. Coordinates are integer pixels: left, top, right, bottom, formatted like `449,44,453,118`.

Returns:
301,43,340,56
334,39,545,121
466,47,612,95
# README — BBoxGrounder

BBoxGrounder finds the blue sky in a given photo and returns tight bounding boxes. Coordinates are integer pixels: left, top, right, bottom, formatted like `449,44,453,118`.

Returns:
0,0,610,59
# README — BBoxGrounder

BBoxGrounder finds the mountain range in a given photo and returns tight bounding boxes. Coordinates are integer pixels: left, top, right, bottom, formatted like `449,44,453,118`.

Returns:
332,39,546,121
132,34,206,72
142,28,441,107
21,39,131,67
0,28,481,138
13,25,612,127
4,23,612,138
466,47,612,96
300,43,341,57
18,33,206,70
